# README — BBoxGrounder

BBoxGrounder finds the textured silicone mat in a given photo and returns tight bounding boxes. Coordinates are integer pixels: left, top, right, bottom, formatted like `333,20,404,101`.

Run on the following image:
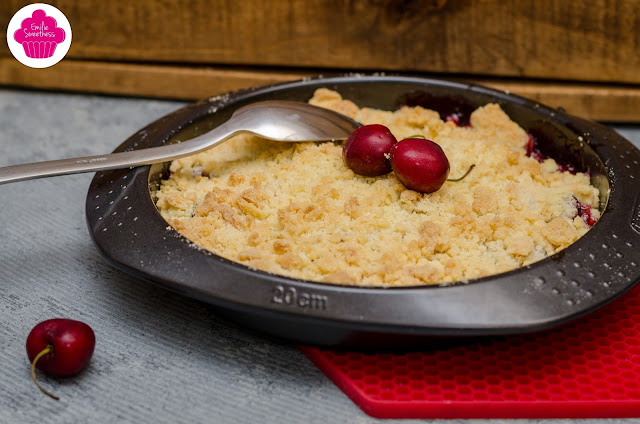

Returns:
301,284,640,419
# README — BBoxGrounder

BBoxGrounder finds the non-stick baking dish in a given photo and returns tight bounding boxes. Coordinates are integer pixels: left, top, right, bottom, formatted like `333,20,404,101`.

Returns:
86,75,640,349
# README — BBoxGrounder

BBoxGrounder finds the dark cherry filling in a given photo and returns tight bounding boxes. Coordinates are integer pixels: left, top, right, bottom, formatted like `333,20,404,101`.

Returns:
577,202,597,227
444,113,471,127
525,132,576,174
399,92,474,127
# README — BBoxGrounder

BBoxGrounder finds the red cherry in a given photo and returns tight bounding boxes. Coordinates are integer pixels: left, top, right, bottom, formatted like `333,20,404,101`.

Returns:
389,138,450,193
342,124,397,176
26,319,95,400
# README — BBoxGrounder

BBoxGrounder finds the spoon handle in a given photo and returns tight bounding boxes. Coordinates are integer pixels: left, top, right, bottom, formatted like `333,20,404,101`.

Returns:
0,122,239,185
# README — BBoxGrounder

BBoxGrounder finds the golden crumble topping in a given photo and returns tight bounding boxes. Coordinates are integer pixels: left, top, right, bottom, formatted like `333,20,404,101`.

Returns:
155,89,600,287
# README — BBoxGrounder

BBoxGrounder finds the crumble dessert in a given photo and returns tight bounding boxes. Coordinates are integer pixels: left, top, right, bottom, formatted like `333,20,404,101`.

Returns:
155,88,600,287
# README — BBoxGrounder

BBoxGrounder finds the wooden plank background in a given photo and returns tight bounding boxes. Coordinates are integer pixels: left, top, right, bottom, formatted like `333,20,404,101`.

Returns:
3,59,640,122
3,0,640,83
2,0,640,121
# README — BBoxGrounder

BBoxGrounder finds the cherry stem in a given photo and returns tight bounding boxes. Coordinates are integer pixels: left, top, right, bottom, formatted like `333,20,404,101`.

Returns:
31,346,59,401
407,134,426,139
447,164,476,182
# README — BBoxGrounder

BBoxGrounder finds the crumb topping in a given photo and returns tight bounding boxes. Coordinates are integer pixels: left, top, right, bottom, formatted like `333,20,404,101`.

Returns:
155,89,600,287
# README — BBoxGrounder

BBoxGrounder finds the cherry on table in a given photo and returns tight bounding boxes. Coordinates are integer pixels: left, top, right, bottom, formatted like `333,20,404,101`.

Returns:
26,318,96,400
342,124,397,177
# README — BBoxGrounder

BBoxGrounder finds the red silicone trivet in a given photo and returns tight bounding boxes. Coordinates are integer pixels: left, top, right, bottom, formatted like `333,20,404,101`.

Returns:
300,285,640,419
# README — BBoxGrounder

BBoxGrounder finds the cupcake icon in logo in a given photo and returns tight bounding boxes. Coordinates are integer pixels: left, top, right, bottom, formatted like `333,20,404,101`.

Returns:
14,9,66,59
7,3,72,69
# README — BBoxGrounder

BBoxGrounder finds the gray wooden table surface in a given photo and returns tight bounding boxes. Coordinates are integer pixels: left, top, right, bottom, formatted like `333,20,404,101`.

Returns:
1,88,639,424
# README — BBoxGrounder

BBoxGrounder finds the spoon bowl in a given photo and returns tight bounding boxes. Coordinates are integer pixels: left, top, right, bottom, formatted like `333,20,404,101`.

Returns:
0,101,360,185
232,101,360,142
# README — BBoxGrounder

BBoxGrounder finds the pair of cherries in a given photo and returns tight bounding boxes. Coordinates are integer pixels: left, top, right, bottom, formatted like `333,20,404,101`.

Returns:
342,124,471,193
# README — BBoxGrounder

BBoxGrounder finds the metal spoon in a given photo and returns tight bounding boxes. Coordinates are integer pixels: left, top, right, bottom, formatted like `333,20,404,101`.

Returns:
0,101,360,185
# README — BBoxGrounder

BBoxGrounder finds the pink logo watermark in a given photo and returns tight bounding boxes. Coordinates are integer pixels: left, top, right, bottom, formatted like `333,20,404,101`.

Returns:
14,9,66,59
7,3,72,68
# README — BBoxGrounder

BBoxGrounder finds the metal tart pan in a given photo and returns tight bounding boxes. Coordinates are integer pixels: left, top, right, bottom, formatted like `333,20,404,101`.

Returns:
86,75,640,349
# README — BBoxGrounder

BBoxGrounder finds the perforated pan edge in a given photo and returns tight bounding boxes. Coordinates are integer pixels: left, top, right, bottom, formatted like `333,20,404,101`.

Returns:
86,75,640,349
